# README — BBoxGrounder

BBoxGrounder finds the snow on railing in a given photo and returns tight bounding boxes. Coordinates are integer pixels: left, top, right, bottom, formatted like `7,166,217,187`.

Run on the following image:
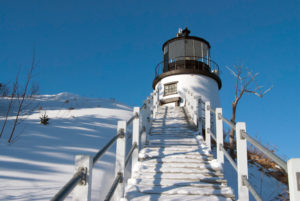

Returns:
183,88,300,201
51,94,154,201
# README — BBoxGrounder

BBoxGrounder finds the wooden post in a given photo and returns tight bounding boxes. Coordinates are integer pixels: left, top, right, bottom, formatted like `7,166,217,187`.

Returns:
193,95,199,126
288,158,300,201
132,107,140,176
152,91,157,118
236,122,249,201
215,108,224,164
197,98,203,132
114,121,126,200
140,101,146,148
205,101,211,150
73,155,92,201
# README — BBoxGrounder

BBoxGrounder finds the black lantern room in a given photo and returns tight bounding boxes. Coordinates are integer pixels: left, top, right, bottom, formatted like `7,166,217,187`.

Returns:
153,27,221,89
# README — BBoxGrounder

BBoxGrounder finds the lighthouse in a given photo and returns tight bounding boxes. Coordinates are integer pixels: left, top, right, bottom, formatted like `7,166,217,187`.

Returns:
152,27,221,109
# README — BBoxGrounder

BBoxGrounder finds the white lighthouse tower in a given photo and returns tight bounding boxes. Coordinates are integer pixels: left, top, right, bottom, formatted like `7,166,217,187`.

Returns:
153,27,221,109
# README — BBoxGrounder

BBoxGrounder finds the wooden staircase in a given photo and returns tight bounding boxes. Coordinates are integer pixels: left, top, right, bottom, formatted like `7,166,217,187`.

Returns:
124,106,234,201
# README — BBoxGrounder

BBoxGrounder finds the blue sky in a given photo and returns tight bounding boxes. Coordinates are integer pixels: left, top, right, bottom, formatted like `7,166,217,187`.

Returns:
1,0,299,158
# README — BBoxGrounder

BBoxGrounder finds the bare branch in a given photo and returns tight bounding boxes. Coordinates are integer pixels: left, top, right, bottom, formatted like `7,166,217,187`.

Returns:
8,49,37,143
225,66,238,77
226,64,272,157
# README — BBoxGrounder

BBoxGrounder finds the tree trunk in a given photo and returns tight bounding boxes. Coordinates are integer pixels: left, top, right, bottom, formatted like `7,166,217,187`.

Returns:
229,102,237,158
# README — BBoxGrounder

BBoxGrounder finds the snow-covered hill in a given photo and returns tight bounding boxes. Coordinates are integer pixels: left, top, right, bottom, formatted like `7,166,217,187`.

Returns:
0,93,288,201
0,93,133,200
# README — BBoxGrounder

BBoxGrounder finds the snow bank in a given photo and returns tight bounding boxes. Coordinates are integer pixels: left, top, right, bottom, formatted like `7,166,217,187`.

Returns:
0,93,133,201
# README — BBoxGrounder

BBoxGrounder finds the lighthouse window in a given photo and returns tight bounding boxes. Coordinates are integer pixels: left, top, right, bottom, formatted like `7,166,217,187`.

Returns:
164,82,178,96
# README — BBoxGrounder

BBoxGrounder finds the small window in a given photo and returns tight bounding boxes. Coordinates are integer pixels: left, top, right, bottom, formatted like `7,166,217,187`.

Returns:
164,82,178,96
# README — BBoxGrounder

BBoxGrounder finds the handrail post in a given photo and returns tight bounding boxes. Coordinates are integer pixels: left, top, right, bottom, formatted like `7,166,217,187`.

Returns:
132,107,140,176
73,155,92,201
288,158,300,201
144,97,151,145
152,91,157,118
149,93,154,123
156,91,159,111
193,104,198,127
215,108,224,164
205,101,211,150
197,98,203,132
192,95,198,126
140,101,146,148
114,121,126,200
236,122,249,201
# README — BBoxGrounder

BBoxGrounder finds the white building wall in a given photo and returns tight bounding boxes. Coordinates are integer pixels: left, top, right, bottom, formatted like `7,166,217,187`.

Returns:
154,74,221,109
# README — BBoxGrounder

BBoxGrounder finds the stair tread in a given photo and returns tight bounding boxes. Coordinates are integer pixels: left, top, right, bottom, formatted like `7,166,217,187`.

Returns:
134,165,222,173
125,185,234,196
133,172,224,180
128,178,227,186
124,193,233,201
134,161,222,171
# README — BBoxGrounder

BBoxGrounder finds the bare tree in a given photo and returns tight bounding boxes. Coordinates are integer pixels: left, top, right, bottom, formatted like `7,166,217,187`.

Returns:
8,54,36,143
0,75,18,138
227,65,272,156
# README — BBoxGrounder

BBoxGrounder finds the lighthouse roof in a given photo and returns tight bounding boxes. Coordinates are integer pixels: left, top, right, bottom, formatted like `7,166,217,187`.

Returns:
162,29,211,50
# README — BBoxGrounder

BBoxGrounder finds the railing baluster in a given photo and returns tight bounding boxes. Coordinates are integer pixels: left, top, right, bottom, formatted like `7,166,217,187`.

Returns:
114,121,126,200
197,98,203,132
132,107,140,176
144,97,151,145
236,122,249,201
192,95,198,126
215,108,224,164
205,101,211,150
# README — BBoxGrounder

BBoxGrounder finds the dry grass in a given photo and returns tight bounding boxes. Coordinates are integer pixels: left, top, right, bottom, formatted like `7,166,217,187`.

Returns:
247,145,288,185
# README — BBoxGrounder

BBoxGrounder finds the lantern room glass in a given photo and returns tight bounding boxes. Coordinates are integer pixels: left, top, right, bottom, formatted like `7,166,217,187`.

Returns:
163,39,210,64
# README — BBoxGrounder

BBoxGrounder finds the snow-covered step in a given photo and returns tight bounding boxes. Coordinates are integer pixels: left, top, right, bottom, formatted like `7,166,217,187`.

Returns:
150,131,197,135
150,130,194,132
125,193,233,201
125,185,234,198
142,145,204,151
128,178,227,187
135,161,222,171
148,134,195,139
148,135,196,139
148,142,199,146
134,166,222,175
151,128,196,131
148,139,198,144
139,148,212,157
134,172,224,180
139,152,213,161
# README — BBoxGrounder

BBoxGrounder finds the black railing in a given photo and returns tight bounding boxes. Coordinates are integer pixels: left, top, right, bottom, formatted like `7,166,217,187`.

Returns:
104,172,123,201
93,133,122,165
155,56,220,78
50,168,86,201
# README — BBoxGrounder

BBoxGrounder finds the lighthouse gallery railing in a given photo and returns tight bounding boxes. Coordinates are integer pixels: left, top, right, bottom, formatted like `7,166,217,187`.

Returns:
182,88,300,201
154,56,220,78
